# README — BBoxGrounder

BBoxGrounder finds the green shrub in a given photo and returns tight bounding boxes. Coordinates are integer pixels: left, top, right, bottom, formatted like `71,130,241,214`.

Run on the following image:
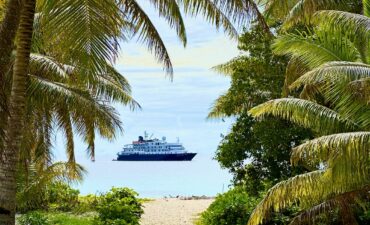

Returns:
73,194,101,214
18,211,49,225
46,212,94,225
93,187,143,225
197,187,259,225
47,182,80,211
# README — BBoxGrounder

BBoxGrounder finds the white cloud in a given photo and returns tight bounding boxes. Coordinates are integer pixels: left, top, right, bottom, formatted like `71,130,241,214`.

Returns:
118,36,239,70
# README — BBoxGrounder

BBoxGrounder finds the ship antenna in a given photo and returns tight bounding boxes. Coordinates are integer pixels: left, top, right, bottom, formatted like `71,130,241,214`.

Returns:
144,131,148,140
177,137,179,143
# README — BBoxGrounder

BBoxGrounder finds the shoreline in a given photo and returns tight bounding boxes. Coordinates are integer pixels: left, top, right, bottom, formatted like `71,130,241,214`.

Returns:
140,197,214,225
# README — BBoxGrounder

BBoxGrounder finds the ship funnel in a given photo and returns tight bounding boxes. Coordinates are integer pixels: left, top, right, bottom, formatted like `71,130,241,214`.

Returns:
138,136,144,142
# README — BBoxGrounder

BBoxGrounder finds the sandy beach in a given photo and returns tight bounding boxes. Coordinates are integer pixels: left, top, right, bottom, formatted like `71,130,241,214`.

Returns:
140,198,214,225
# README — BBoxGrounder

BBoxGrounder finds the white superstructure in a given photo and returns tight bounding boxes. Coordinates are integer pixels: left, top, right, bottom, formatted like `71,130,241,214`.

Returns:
118,135,186,155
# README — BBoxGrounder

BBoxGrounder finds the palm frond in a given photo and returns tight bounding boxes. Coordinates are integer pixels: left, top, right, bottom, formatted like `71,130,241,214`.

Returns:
315,10,370,34
207,93,237,119
147,0,187,46
247,169,369,225
249,98,357,134
248,171,324,225
90,65,140,109
40,0,123,75
282,0,351,29
120,0,173,76
347,77,370,102
263,0,298,20
29,54,68,80
289,185,370,225
291,132,370,170
364,0,370,17
179,0,239,38
313,10,370,63
290,62,370,129
55,108,75,164
291,61,370,89
211,56,247,76
282,56,310,96
273,31,361,69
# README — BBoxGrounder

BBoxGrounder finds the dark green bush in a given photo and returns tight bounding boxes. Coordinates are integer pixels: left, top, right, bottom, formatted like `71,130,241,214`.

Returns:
93,187,143,225
47,182,80,211
18,211,49,225
197,187,259,225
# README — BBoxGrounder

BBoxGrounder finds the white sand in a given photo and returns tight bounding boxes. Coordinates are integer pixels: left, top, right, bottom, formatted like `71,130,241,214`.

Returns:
140,198,214,225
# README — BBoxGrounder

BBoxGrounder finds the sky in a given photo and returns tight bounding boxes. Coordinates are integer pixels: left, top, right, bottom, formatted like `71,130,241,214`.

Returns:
53,1,242,197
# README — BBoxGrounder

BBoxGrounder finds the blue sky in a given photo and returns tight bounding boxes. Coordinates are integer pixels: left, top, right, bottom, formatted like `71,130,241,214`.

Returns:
54,2,241,197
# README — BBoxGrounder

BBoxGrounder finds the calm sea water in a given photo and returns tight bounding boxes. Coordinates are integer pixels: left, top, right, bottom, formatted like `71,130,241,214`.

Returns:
55,71,234,198
73,154,231,197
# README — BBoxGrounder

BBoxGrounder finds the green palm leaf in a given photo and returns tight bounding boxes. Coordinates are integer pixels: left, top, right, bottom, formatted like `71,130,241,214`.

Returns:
282,0,351,29
248,168,369,225
290,62,370,129
315,10,370,36
249,98,358,134
40,0,123,75
211,56,247,76
292,132,370,170
179,0,239,38
120,0,174,75
248,171,325,225
291,61,370,89
273,31,361,69
289,185,370,225
146,0,187,46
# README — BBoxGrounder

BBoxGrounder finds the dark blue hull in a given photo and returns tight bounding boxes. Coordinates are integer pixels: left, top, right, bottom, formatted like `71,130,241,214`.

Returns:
116,153,196,161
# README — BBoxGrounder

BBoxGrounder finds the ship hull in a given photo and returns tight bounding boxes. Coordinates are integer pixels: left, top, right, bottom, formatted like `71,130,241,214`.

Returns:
116,153,196,161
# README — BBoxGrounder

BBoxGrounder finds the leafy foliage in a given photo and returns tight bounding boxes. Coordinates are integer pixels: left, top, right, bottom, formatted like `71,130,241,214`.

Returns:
215,113,311,196
16,163,85,213
247,2,370,224
197,187,260,225
93,188,143,225
18,211,50,225
45,212,94,225
47,182,80,212
208,24,287,118
210,23,312,196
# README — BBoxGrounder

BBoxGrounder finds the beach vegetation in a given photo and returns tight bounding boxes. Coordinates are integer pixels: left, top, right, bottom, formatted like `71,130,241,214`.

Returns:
209,1,370,225
93,187,143,225
18,211,49,225
196,187,259,225
211,23,312,196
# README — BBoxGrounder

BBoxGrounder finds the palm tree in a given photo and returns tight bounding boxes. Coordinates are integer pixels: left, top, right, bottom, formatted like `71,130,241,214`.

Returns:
262,0,363,29
0,1,37,224
247,4,370,225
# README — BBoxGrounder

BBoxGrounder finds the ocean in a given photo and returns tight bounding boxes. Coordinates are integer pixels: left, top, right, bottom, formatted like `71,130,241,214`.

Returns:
55,71,234,198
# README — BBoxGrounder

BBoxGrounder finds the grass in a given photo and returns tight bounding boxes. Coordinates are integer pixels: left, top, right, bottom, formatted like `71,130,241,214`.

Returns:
46,212,94,225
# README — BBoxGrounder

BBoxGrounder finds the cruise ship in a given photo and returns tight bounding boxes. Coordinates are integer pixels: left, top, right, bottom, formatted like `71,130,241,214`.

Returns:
116,134,196,161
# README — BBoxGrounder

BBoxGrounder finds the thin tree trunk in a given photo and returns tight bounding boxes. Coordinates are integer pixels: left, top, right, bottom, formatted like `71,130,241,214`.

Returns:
0,0,24,155
0,0,36,224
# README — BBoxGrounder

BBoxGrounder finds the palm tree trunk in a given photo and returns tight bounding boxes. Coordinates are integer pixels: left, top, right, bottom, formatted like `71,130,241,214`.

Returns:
0,0,36,224
0,0,24,79
0,0,24,155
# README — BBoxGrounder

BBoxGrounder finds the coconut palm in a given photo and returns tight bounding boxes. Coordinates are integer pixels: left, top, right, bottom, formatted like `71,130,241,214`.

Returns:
247,4,370,225
261,0,362,29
